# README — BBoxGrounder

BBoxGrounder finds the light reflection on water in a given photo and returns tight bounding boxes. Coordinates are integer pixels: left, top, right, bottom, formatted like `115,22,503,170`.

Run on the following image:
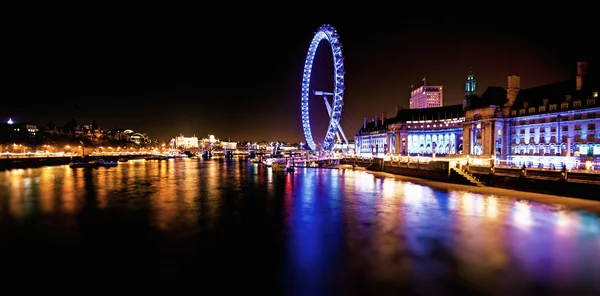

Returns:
0,159,599,294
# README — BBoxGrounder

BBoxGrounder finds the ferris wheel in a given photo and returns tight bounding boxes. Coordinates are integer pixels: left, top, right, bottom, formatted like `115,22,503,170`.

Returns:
300,24,349,152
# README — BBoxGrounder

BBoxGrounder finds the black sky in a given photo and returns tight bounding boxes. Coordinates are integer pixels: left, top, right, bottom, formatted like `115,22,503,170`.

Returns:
4,7,598,142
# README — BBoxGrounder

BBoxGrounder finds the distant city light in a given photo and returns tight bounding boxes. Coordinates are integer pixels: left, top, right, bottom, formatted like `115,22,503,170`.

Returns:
7,118,13,124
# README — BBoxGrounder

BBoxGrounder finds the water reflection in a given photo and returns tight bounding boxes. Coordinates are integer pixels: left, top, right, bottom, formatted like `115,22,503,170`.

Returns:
0,162,599,294
285,168,342,296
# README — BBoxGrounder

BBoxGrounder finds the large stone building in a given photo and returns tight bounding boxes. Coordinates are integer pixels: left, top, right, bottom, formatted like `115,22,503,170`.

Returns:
354,105,465,157
355,61,600,169
465,61,599,169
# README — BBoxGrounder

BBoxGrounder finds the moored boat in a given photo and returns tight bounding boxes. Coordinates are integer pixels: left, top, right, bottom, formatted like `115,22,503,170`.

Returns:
262,158,273,167
69,161,99,169
95,159,118,167
272,161,285,172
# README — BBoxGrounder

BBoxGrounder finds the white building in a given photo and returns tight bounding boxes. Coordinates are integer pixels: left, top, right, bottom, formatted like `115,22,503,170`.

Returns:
221,141,237,150
175,134,199,148
409,77,443,109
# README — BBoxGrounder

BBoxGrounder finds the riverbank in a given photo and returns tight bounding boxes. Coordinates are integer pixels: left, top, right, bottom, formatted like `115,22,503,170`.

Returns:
358,167,600,215
342,157,600,201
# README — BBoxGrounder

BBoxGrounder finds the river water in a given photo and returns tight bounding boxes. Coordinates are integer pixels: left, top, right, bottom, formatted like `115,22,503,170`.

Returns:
1,158,599,295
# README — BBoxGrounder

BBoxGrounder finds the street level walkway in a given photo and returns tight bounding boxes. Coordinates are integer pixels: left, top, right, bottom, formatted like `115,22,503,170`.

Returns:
363,168,600,215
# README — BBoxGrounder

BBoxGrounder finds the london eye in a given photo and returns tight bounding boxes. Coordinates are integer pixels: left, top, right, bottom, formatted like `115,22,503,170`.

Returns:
300,24,349,153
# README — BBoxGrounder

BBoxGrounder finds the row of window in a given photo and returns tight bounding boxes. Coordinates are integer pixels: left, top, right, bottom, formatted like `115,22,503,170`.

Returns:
512,123,596,134
512,112,597,125
512,134,597,144
512,99,596,116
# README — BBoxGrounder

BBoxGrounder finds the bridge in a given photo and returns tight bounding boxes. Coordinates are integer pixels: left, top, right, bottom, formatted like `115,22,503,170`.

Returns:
83,148,311,159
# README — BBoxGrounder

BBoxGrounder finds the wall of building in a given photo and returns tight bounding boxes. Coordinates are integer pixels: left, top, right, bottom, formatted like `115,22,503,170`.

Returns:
410,85,443,109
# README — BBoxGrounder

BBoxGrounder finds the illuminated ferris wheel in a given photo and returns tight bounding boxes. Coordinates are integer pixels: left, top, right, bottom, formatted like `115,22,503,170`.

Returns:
300,24,349,152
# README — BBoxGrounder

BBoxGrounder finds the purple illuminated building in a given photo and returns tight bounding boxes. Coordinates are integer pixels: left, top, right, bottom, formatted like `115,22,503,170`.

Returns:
354,105,465,157
355,62,600,170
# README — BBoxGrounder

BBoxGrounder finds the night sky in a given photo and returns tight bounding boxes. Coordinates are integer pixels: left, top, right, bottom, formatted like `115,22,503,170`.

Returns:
4,9,598,143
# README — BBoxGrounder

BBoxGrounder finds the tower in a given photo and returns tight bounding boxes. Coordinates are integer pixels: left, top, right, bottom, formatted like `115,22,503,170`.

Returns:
463,67,477,110
465,67,477,95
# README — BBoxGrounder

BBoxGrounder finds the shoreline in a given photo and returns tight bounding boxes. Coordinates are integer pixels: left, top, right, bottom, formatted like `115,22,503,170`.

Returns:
353,167,600,215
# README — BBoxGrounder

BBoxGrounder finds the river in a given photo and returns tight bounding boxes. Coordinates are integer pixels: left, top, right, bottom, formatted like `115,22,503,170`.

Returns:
1,158,599,295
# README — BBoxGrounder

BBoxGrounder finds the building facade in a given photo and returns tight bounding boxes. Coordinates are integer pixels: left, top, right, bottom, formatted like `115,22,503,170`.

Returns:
175,134,199,149
355,62,600,170
354,105,464,157
409,78,443,109
464,61,600,169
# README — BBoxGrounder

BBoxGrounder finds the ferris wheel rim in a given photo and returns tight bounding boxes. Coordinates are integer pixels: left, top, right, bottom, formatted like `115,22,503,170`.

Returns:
300,24,345,151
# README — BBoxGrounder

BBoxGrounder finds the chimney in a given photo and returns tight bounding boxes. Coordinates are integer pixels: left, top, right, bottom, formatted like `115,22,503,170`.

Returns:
395,106,401,116
508,74,521,89
374,114,379,127
363,117,367,129
381,112,386,126
506,74,521,107
576,61,588,91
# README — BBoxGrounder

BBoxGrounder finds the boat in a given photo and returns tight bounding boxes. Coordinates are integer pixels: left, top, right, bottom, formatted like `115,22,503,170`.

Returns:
145,155,167,160
95,159,118,167
262,158,273,167
271,159,295,173
69,161,99,169
271,161,285,172
118,158,128,162
165,151,188,159
69,158,117,168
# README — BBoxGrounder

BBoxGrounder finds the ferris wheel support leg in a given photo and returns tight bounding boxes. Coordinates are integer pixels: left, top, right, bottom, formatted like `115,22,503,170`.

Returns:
322,96,349,147
323,96,343,144
336,123,350,146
